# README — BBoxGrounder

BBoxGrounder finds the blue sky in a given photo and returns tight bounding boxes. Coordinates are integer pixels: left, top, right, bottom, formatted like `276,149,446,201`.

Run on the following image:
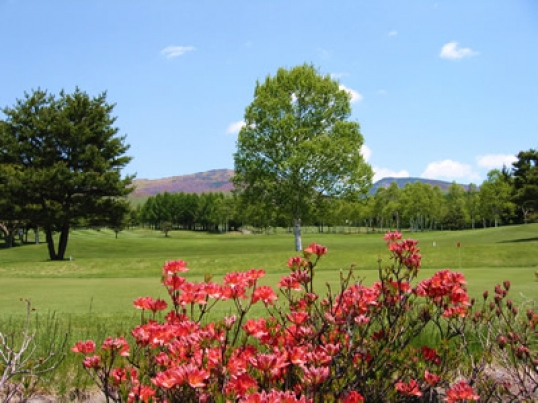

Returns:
1,1,537,184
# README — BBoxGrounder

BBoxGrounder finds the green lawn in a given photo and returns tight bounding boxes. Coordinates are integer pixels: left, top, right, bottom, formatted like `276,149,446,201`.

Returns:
1,224,537,315
0,224,536,396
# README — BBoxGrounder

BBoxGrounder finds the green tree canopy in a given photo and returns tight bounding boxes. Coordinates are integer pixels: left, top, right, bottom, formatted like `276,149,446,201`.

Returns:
0,88,133,260
511,148,538,223
443,183,469,230
479,169,515,227
233,64,372,250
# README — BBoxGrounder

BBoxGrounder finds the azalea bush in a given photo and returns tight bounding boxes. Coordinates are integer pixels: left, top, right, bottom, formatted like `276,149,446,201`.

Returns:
72,232,537,402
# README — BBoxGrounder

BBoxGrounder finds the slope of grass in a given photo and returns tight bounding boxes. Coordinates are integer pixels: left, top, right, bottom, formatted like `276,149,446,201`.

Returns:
1,225,537,315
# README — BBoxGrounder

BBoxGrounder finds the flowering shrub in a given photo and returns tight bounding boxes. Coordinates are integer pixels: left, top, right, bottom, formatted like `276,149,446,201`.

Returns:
73,233,537,402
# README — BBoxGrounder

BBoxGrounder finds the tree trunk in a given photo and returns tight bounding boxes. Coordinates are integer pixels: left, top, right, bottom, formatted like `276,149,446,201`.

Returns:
293,218,302,252
0,224,12,248
57,224,70,260
5,233,13,248
45,227,58,260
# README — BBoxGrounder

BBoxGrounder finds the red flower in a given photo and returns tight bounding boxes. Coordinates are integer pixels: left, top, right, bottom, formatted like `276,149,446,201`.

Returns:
240,390,309,403
82,355,101,369
424,370,441,386
152,367,185,389
287,256,308,269
343,391,365,403
243,318,269,339
224,314,237,329
110,367,128,385
133,296,168,312
222,284,248,300
303,242,327,257
289,346,309,365
278,275,302,291
395,379,422,397
287,311,309,325
163,274,186,291
252,285,278,306
71,340,95,354
416,270,469,315
422,346,441,365
302,365,329,386
204,282,223,299
184,364,210,388
102,336,130,357
224,271,250,288
383,230,402,243
442,305,468,318
176,282,208,305
246,268,266,284
225,373,258,398
128,385,156,403
163,259,189,275
445,380,479,402
249,352,288,375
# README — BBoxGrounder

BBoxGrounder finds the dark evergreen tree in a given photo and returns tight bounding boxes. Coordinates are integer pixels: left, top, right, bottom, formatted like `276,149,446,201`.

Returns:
0,89,133,259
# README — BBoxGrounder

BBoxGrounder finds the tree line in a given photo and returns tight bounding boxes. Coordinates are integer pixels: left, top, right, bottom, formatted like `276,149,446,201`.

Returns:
135,151,537,234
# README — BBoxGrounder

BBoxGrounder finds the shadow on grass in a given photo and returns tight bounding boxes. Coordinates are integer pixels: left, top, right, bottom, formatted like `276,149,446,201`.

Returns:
498,237,538,243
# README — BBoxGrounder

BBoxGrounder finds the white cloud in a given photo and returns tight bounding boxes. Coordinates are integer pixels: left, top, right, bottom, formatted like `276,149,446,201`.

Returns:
439,42,478,60
476,154,517,170
330,72,347,80
161,46,195,59
361,145,408,182
226,121,245,135
387,30,398,37
360,145,372,162
421,159,480,181
339,84,363,103
373,167,409,183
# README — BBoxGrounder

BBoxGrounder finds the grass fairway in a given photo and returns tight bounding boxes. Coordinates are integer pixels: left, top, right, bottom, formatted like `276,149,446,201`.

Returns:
0,224,536,395
0,224,537,316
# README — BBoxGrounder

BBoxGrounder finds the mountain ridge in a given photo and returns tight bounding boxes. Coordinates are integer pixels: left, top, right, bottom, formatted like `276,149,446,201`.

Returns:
131,169,468,197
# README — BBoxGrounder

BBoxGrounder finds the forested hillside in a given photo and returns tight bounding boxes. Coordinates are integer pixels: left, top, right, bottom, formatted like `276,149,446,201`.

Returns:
131,170,466,198
132,169,234,196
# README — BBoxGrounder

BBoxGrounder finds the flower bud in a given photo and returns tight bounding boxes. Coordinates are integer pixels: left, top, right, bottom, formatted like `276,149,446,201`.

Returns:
515,346,529,359
526,309,534,321
497,336,507,349
506,299,513,309
503,280,511,291
483,290,489,300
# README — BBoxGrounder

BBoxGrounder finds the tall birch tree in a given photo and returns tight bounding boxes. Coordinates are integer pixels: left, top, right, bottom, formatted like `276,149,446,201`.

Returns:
233,65,372,250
